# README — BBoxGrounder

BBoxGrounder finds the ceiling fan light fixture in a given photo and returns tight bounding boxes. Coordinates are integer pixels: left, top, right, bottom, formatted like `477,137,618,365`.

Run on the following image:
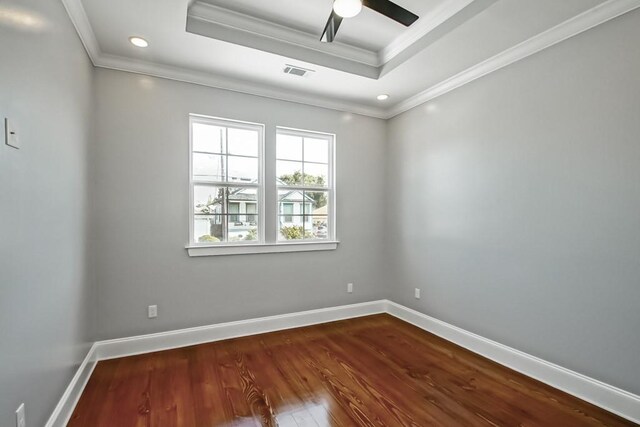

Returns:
333,0,363,18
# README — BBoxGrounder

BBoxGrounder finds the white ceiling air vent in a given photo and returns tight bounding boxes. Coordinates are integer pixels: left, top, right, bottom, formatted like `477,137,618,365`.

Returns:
284,64,315,77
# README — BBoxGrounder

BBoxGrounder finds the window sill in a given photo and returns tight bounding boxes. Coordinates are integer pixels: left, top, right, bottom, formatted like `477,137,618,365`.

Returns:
186,241,339,257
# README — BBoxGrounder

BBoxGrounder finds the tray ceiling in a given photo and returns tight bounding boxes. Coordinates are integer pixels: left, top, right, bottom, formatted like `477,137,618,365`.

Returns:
195,0,437,52
63,0,637,118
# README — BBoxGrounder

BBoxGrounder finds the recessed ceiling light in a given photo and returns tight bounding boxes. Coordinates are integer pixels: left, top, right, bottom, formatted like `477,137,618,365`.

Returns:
129,36,148,48
333,0,363,18
377,94,390,101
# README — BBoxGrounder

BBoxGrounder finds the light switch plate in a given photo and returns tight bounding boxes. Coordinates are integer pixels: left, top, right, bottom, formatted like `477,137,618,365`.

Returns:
5,118,19,149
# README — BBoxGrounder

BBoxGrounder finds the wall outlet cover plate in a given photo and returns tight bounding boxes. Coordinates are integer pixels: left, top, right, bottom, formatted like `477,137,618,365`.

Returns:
5,118,19,149
148,305,158,318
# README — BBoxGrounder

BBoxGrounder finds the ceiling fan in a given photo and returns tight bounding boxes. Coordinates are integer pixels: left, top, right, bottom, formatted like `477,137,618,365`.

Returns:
321,0,419,43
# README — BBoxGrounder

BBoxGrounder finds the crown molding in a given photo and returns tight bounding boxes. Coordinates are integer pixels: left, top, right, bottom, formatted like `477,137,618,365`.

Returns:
60,0,101,62
386,0,640,119
94,53,388,118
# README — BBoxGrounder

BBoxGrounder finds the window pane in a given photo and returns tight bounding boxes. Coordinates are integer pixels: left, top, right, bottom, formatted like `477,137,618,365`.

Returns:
228,187,258,207
193,153,225,181
308,215,329,239
304,137,329,164
229,217,258,242
277,188,327,241
304,191,329,216
194,186,258,243
194,215,259,243
194,215,224,242
228,128,259,157
303,163,328,187
228,187,258,242
279,216,307,240
193,123,225,153
279,189,305,215
194,185,225,215
228,155,258,183
277,134,302,161
304,194,328,241
277,160,303,185
193,185,225,242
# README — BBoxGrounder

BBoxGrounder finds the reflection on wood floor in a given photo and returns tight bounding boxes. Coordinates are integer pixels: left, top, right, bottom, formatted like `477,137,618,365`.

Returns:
69,314,636,426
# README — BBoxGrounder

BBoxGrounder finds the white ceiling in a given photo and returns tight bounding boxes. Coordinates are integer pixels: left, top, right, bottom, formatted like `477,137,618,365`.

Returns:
66,0,636,118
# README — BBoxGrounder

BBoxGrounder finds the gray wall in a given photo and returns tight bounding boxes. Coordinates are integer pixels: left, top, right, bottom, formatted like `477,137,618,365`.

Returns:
0,0,96,426
92,68,389,340
387,10,640,395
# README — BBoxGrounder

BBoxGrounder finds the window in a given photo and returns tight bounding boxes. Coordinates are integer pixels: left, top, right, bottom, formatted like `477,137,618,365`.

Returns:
188,117,336,255
190,115,263,244
277,127,334,241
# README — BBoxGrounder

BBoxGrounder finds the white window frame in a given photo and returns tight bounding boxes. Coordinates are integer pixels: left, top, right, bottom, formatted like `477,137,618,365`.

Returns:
186,116,338,256
276,127,337,244
188,114,265,248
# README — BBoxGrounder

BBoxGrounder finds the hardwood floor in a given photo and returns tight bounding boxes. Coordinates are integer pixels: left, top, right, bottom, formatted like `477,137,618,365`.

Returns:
69,314,635,426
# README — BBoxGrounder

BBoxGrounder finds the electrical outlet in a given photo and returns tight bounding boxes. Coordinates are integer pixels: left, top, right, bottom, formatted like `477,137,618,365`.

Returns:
148,305,158,318
347,283,353,293
414,288,421,299
16,403,25,427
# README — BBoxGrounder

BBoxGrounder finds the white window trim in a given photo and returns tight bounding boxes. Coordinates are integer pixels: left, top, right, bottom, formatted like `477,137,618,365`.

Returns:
187,241,339,256
275,126,337,244
187,118,338,256
188,114,266,248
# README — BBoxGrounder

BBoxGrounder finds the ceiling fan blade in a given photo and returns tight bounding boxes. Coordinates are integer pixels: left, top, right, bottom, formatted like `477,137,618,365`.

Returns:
320,11,343,43
363,0,419,26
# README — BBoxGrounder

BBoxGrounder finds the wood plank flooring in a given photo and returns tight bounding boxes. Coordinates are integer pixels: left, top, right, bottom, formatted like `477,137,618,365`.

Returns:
69,314,636,426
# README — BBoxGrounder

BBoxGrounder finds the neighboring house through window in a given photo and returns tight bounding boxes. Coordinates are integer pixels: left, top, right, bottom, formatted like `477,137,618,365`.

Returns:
228,202,240,223
282,202,294,223
246,202,257,223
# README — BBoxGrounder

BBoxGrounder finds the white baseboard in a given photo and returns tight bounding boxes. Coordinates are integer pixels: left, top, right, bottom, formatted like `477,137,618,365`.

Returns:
95,300,387,360
47,299,640,425
44,343,98,427
386,301,640,424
